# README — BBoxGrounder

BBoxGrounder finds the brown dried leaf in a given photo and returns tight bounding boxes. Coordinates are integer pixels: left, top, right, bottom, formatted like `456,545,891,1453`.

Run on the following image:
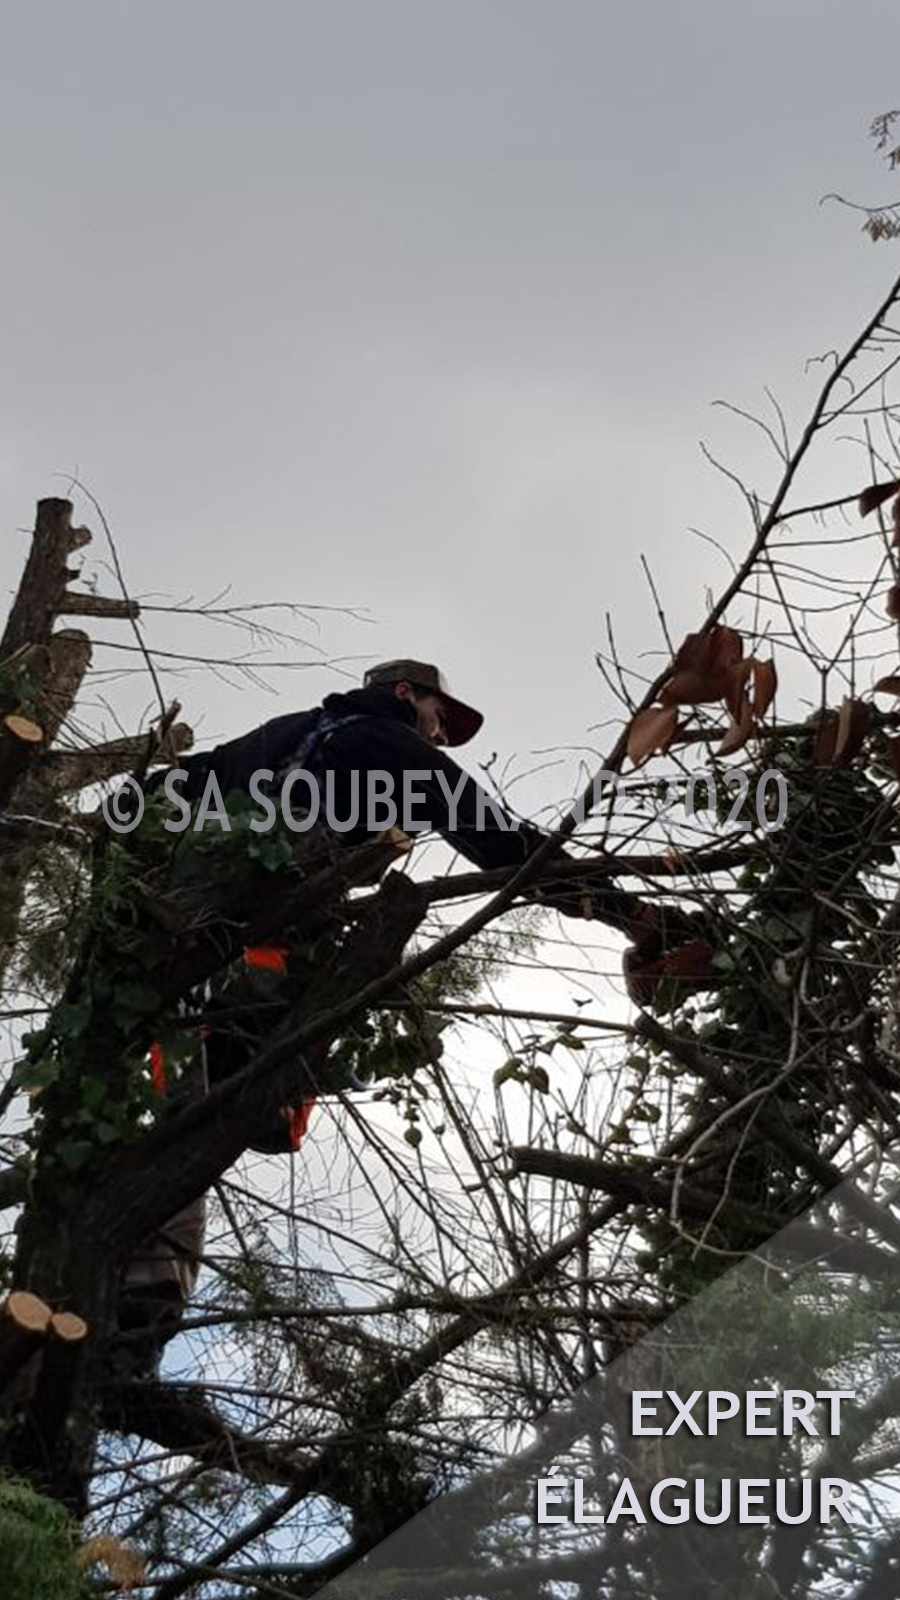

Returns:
751,658,777,720
888,585,900,622
661,939,717,981
708,625,743,672
660,669,722,707
671,625,742,685
626,901,666,955
77,1535,146,1591
724,659,753,722
718,698,754,757
668,626,743,707
672,631,712,674
833,696,870,765
859,479,900,517
814,712,838,767
626,705,678,767
873,675,900,697
818,699,870,767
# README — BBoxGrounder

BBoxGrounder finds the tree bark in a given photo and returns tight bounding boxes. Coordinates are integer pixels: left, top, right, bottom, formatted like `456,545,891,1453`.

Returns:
0,499,91,808
2,858,427,1511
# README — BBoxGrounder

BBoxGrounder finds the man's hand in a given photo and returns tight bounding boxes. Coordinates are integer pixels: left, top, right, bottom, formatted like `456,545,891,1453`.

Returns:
538,872,717,1006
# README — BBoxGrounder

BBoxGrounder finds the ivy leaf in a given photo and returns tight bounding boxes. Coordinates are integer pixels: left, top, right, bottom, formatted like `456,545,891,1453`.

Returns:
54,1002,91,1041
20,1028,49,1053
493,1059,523,1089
114,982,160,1018
633,1102,662,1124
57,1140,94,1172
153,1025,198,1068
80,1076,110,1113
526,1065,551,1094
246,829,294,871
16,1056,60,1093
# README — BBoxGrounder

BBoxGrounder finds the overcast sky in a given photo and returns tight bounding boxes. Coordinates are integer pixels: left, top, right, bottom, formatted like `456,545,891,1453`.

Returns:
1,0,899,798
5,3,900,1328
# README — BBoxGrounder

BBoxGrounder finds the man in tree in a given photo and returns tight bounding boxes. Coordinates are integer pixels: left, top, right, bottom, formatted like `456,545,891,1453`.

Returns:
165,657,542,869
118,659,695,1375
160,656,704,925
159,655,696,965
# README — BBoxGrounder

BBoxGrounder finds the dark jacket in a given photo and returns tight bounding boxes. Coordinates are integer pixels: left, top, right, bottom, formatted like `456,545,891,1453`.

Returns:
166,685,540,871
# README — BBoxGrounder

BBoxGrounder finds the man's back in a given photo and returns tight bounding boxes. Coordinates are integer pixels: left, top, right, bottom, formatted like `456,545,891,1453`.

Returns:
163,682,537,871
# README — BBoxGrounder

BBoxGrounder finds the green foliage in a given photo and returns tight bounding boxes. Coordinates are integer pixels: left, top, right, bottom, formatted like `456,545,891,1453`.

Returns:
0,1476,89,1600
170,787,295,876
11,834,91,996
16,787,312,1197
636,734,900,1297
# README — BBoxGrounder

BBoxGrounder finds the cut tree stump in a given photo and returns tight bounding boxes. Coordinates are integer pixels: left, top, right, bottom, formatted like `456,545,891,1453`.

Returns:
5,1291,53,1335
2,715,44,744
0,1290,54,1389
48,1312,88,1345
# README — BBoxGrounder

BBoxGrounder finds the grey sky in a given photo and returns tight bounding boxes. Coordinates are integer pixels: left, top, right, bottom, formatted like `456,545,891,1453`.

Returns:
6,7,900,1479
1,0,898,785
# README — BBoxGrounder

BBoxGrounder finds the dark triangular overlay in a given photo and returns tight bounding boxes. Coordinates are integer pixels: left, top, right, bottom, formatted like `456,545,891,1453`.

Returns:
310,1155,900,1598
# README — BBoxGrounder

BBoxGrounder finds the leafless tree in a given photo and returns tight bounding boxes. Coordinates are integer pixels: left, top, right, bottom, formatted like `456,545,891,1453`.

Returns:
3,267,900,1599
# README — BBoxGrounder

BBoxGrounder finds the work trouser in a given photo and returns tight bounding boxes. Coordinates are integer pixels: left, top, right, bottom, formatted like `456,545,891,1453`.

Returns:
117,1035,210,1369
117,945,314,1361
121,1193,207,1303
117,1195,207,1373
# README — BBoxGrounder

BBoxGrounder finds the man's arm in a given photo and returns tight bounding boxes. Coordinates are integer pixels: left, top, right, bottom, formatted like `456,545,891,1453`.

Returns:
149,707,710,999
323,716,539,870
329,719,710,978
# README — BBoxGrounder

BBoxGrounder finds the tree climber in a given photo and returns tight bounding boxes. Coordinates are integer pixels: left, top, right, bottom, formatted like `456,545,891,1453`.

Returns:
116,660,698,1376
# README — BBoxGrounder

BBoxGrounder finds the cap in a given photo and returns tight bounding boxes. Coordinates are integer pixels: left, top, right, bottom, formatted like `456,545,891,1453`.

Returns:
362,658,484,747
